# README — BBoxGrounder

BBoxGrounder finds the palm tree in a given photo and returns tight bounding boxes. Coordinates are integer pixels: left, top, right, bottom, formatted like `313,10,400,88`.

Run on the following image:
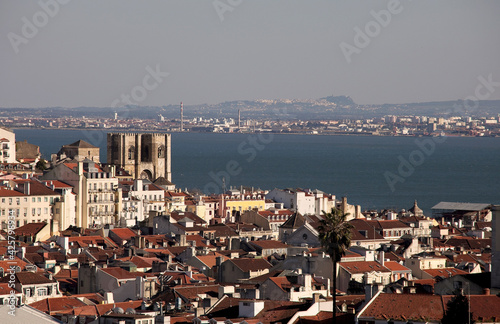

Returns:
318,208,353,324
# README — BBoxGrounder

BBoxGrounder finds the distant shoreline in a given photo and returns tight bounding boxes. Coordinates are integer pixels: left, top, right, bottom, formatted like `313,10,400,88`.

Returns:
10,126,498,138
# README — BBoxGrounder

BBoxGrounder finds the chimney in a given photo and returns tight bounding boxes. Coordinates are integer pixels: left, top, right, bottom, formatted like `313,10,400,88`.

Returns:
379,251,385,266
342,197,347,212
355,205,361,219
216,256,224,267
77,161,84,176
23,182,30,195
483,288,490,295
312,293,320,304
105,291,114,304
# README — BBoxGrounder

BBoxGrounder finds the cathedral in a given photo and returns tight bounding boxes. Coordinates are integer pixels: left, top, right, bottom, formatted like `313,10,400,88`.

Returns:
107,133,171,182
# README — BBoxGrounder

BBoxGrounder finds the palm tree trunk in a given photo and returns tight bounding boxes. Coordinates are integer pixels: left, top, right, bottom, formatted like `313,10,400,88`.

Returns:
333,256,337,324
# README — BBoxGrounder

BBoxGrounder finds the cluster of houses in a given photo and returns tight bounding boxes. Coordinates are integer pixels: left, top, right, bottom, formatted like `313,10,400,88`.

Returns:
0,130,499,323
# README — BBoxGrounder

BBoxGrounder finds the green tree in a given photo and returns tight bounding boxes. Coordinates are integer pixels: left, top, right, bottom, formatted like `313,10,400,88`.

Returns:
318,208,353,324
35,158,47,171
441,289,474,324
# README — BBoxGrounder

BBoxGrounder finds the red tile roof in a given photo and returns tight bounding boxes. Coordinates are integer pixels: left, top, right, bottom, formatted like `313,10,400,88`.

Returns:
383,261,411,272
0,187,25,197
423,268,468,278
29,296,89,314
99,267,137,280
40,180,73,189
13,272,55,285
110,228,137,241
360,293,444,322
339,261,391,274
249,240,289,250
230,258,272,272
14,222,48,236
196,253,229,268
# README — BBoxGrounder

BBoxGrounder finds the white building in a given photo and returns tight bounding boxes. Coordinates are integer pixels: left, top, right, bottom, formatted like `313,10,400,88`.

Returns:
120,179,165,226
0,128,16,163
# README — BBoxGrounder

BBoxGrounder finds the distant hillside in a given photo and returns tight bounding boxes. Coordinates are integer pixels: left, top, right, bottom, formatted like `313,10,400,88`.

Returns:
1,97,500,120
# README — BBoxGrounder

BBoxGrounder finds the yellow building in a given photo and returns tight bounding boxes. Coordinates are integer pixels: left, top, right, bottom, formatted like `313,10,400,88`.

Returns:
223,198,266,221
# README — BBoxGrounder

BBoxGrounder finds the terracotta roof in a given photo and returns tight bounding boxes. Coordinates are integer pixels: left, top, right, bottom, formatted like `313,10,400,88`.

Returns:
173,284,220,301
208,224,239,237
63,140,97,148
249,240,289,250
339,261,390,274
360,293,444,321
15,272,55,285
110,228,137,241
383,261,411,272
54,269,79,279
14,222,48,236
29,296,90,314
115,256,162,269
171,211,206,224
0,188,25,197
153,177,174,186
423,268,468,278
230,258,272,272
280,212,306,229
0,282,20,296
186,234,213,248
196,253,229,268
67,235,118,248
40,180,73,189
13,179,60,196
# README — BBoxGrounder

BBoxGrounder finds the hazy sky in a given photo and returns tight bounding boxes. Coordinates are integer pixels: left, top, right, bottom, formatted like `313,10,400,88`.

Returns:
1,0,499,108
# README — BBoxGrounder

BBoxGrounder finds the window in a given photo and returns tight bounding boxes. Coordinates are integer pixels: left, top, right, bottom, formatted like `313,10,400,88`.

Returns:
44,208,48,214
44,197,48,202
37,288,48,296
32,197,35,202
37,197,41,202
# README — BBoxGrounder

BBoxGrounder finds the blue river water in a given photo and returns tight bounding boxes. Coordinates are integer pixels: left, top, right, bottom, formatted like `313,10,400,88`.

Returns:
13,129,500,216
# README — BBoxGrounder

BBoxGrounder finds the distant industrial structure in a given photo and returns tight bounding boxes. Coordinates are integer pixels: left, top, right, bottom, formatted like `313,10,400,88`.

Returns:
180,101,184,132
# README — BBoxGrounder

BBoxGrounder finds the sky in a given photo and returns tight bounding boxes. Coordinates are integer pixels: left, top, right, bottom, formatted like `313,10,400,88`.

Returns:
1,0,499,108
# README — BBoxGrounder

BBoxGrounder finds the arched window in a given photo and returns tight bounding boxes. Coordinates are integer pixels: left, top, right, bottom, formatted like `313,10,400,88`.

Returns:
158,145,165,158
128,146,135,160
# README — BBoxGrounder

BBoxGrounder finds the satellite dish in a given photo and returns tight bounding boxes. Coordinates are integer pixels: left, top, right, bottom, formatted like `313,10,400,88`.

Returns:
125,308,136,314
112,307,124,314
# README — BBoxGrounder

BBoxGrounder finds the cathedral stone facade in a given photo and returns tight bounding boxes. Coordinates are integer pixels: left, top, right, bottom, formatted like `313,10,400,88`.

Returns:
107,133,171,181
